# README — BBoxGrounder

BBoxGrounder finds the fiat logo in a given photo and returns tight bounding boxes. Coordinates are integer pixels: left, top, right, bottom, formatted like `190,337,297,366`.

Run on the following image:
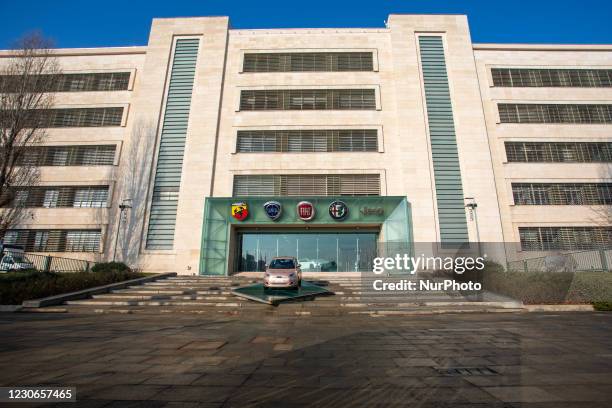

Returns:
296,201,315,221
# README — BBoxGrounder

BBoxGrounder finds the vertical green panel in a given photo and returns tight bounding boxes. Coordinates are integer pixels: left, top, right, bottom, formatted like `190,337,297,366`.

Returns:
146,39,199,249
418,36,469,245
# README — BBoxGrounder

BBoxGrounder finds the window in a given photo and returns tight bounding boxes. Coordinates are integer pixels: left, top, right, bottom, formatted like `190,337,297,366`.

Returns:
233,174,381,196
33,231,49,251
42,190,59,208
239,89,376,111
243,52,374,72
498,104,612,124
512,183,612,205
0,107,124,128
3,186,109,208
16,145,116,166
65,230,101,252
236,129,378,153
492,68,612,87
0,72,130,92
1,229,101,252
13,190,29,207
505,142,612,162
72,187,109,208
519,227,612,251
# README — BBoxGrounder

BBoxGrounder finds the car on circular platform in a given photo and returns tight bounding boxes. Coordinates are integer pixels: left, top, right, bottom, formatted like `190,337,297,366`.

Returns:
264,256,302,290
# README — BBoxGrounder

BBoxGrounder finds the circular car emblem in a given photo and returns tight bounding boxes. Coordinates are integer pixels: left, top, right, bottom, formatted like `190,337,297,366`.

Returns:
263,201,282,221
328,200,349,220
296,201,315,221
231,201,249,221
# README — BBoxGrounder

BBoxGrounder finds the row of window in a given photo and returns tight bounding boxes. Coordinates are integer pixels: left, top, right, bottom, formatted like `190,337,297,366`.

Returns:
1,226,609,253
0,107,124,128
6,101,612,127
17,145,116,166
239,89,376,111
233,174,381,196
0,72,130,93
498,104,612,124
519,227,611,251
3,62,610,95
512,183,612,206
492,68,612,88
236,129,378,153
243,52,374,73
233,137,612,162
2,229,101,252
4,186,109,208
505,142,611,163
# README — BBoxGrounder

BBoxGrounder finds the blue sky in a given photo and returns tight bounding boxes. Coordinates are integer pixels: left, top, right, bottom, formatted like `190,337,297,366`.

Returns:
1,0,611,48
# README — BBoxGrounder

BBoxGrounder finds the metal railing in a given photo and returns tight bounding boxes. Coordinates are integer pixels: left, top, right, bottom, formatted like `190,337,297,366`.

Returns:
0,250,95,273
507,249,612,272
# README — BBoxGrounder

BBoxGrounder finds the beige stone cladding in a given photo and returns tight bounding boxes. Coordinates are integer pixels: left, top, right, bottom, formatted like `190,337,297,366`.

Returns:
473,44,612,261
12,15,612,271
0,47,145,262
122,17,230,273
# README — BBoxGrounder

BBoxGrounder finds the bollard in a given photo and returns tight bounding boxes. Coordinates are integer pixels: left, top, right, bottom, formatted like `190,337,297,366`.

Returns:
43,255,51,272
599,250,609,272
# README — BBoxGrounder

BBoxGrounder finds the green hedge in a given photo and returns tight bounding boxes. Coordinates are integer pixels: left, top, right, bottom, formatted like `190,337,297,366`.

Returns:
90,262,130,273
593,302,612,311
0,264,143,305
457,262,612,305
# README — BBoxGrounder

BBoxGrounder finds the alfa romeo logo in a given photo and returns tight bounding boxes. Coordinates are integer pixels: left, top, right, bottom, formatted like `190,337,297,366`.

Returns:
231,202,249,221
329,200,348,220
263,201,282,221
296,201,315,221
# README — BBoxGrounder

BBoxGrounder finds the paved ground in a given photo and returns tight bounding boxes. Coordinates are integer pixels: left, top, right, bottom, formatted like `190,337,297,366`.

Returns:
0,310,611,407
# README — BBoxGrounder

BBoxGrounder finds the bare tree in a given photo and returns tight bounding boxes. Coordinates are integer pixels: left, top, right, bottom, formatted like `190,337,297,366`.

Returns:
0,32,59,235
109,119,157,267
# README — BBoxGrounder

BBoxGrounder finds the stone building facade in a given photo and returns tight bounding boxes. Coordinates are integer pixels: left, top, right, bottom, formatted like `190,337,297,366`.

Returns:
1,15,610,274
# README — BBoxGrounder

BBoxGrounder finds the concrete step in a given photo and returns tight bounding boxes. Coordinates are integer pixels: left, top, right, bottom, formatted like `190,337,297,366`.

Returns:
54,274,524,315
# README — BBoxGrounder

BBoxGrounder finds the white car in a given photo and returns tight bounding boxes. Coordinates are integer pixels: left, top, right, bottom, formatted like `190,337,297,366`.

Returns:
0,253,34,272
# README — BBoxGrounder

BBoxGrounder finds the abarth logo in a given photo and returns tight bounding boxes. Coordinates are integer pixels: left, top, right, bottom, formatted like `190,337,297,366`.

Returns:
231,202,249,221
329,200,349,220
263,201,282,221
296,201,315,221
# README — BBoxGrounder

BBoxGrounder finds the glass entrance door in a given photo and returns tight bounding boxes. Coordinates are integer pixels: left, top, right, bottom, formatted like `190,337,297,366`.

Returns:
237,231,378,272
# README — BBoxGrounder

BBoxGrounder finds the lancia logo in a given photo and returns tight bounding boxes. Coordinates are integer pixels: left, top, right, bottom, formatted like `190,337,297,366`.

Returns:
296,201,315,221
231,202,249,221
263,201,282,220
329,200,348,220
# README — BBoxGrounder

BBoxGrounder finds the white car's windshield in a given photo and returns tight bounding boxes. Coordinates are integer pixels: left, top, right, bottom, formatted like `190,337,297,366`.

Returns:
269,259,295,269
12,255,29,263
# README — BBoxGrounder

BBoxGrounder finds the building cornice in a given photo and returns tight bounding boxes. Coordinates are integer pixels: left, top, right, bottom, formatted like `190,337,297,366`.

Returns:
473,43,612,51
0,46,147,58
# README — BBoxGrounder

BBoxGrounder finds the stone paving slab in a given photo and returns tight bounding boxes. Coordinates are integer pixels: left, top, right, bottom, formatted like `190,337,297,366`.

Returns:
0,312,610,407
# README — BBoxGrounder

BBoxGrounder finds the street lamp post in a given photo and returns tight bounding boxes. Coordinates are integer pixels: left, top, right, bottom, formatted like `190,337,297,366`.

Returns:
112,198,132,263
464,197,482,257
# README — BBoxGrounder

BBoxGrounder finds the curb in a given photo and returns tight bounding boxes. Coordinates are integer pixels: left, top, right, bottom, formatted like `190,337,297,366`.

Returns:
525,304,595,312
0,305,23,312
21,272,177,308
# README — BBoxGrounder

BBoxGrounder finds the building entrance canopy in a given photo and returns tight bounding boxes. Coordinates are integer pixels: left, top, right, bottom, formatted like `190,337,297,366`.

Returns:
200,196,412,275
